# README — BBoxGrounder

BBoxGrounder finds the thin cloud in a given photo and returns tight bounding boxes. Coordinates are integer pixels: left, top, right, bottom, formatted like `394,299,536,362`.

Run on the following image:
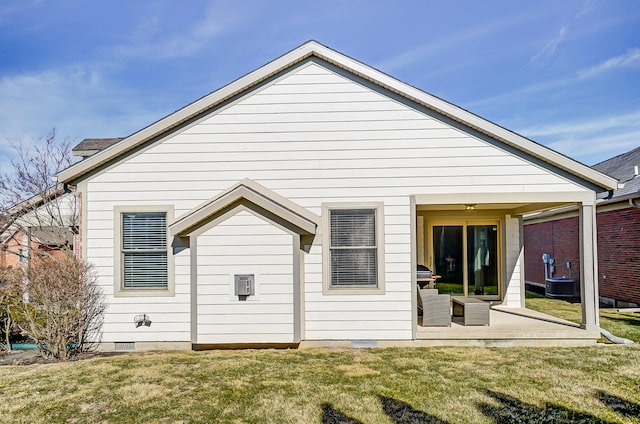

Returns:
113,2,253,60
519,110,640,138
530,26,568,63
0,66,164,162
547,131,640,163
377,13,532,72
0,0,42,23
469,48,640,109
514,111,640,164
577,48,640,79
576,0,597,18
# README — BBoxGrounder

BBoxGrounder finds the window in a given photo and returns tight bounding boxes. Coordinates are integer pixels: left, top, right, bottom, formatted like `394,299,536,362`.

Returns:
323,203,384,294
114,206,174,296
122,212,167,288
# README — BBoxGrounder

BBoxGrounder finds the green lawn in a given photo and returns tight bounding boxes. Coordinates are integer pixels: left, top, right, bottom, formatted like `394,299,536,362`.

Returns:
525,291,640,343
0,345,639,423
0,295,639,423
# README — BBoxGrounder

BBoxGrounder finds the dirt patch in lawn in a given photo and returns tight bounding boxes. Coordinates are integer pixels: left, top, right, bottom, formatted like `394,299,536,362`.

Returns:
0,350,124,366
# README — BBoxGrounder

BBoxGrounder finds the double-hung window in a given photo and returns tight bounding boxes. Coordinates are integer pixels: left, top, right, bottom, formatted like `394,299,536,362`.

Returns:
115,206,174,296
323,203,384,294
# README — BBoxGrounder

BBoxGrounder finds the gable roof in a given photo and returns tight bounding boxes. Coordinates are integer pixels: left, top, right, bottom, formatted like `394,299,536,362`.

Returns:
593,145,640,182
170,179,319,237
592,145,640,202
57,40,617,191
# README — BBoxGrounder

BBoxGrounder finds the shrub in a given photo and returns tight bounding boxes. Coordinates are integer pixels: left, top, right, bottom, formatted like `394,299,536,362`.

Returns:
20,256,105,359
0,267,22,351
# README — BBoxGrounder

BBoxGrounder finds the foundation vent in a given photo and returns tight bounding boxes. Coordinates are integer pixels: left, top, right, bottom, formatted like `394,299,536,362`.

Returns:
114,342,135,351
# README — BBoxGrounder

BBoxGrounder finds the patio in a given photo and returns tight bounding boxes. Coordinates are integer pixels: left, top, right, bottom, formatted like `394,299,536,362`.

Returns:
415,306,601,347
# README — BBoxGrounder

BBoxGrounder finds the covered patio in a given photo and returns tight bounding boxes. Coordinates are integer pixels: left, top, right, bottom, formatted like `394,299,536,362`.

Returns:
416,306,600,347
411,191,606,346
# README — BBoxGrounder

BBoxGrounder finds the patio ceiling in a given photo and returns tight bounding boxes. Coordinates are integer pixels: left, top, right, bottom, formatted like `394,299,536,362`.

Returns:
416,202,576,216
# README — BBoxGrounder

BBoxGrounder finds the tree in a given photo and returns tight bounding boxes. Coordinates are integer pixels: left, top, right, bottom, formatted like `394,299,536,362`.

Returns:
0,129,103,359
0,267,22,351
20,255,105,359
0,128,79,263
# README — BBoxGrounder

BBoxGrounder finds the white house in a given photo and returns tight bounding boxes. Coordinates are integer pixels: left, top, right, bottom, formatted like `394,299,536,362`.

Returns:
58,41,617,350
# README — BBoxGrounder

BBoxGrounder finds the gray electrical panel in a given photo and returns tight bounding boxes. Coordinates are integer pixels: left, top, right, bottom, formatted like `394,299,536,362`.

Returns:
234,274,255,299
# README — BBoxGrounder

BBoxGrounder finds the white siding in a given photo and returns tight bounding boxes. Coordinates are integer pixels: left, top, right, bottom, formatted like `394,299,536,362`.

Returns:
89,236,191,343
84,61,591,342
503,216,524,307
195,210,295,343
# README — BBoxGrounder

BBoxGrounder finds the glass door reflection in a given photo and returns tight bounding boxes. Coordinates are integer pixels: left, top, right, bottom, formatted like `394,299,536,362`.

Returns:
430,221,500,298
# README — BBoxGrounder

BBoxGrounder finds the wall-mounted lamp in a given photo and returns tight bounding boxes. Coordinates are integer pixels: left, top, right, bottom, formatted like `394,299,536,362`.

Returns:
134,314,152,328
465,204,476,211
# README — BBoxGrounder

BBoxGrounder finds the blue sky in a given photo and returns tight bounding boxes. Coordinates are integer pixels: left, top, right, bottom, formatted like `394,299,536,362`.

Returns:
1,0,639,175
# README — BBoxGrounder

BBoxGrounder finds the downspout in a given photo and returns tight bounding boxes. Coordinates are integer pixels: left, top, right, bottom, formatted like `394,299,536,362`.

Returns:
629,166,640,209
600,328,633,344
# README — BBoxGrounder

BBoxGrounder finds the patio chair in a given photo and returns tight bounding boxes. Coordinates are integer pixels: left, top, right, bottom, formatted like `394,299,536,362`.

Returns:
417,286,451,327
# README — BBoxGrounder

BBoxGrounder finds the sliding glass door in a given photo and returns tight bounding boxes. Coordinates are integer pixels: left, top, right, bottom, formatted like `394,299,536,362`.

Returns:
430,220,500,298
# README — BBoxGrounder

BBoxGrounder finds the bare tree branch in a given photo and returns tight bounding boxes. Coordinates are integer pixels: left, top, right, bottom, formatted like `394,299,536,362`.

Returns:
0,128,79,258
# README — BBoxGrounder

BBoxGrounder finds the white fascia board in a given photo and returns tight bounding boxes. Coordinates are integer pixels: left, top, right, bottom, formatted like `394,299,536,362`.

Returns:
311,45,617,191
169,178,319,236
57,43,319,183
57,40,617,191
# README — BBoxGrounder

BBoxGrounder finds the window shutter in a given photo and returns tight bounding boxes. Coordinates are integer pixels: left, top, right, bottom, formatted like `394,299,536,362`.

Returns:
122,212,168,288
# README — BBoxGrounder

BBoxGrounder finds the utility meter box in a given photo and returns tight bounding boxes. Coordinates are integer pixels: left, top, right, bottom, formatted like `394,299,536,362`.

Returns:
234,274,255,299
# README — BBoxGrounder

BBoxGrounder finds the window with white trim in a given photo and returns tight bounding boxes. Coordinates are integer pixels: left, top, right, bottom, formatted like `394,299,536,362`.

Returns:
121,212,168,289
323,203,384,293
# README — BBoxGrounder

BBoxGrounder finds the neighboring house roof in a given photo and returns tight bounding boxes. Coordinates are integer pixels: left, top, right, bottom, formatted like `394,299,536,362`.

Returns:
1,184,78,243
593,145,640,202
5,184,66,216
30,226,74,247
57,40,617,191
593,145,640,181
72,137,124,157
525,146,640,221
170,178,319,237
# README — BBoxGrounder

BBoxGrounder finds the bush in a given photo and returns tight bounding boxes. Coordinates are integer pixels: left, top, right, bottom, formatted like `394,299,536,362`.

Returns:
0,267,23,351
20,256,105,359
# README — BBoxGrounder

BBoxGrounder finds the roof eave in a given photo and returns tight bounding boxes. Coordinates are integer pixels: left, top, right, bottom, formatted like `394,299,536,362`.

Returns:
169,178,319,237
56,40,617,191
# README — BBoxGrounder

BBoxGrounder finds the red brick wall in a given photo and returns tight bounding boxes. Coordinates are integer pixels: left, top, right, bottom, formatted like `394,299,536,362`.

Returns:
0,232,24,269
524,206,640,305
597,207,640,305
524,217,581,285
1,230,72,269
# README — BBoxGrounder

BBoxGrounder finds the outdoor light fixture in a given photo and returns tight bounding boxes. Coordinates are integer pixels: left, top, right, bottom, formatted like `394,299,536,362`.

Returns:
134,314,152,328
465,204,476,211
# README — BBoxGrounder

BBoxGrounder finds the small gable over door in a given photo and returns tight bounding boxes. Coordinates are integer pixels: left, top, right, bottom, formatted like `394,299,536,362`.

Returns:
169,179,319,345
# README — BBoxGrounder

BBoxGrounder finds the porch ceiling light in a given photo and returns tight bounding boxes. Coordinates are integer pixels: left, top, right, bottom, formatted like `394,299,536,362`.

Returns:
465,204,476,211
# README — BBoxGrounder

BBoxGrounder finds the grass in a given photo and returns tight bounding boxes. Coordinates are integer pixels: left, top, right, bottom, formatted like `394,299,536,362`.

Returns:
0,296,639,423
525,291,640,343
0,345,639,423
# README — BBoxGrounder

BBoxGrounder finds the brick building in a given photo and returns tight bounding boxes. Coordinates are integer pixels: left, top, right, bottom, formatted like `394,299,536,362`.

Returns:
0,188,79,270
524,146,640,307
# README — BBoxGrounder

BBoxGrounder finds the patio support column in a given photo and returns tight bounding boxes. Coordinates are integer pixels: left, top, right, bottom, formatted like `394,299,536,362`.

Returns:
579,202,599,331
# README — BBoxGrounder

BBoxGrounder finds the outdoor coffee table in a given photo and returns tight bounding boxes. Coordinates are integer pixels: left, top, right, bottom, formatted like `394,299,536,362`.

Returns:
452,297,490,326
